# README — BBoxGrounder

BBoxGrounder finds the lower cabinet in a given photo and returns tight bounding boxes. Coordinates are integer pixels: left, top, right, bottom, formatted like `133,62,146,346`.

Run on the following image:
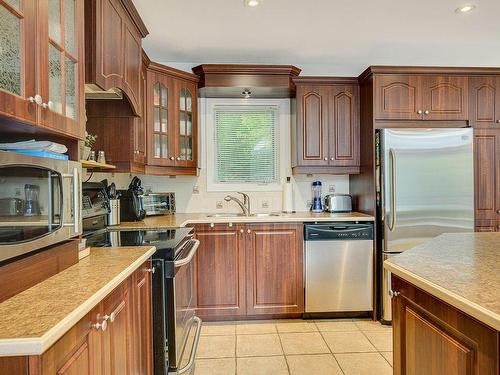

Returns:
2,261,153,375
193,223,304,320
392,275,499,375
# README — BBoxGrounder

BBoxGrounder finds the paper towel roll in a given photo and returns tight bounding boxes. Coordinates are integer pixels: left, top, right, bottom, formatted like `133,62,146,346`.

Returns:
282,177,294,213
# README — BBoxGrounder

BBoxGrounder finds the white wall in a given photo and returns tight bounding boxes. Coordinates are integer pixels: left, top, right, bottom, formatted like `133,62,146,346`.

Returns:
89,98,349,213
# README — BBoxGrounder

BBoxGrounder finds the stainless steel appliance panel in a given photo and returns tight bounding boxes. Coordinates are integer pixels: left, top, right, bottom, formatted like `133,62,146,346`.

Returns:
0,151,81,262
381,128,474,254
305,223,374,313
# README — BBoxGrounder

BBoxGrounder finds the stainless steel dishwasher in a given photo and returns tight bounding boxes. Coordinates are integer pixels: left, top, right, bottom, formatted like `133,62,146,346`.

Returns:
304,222,374,314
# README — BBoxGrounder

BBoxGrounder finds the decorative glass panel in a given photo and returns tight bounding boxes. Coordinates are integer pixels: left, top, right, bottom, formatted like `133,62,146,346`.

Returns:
180,88,186,110
154,134,160,158
154,107,160,132
0,5,21,96
187,138,193,160
186,91,192,111
64,0,76,55
161,109,167,133
48,44,63,114
186,114,192,136
161,85,167,107
179,112,186,136
180,137,186,160
48,0,61,44
64,57,77,119
161,135,167,157
5,0,20,9
153,83,160,106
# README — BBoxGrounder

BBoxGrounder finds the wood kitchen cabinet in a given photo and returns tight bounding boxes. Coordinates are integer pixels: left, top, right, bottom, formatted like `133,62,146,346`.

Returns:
0,261,153,375
144,61,199,175
392,275,499,375
374,74,468,121
245,223,304,316
84,0,148,116
292,78,360,174
473,129,500,225
469,76,500,128
193,223,304,320
0,0,85,139
193,224,247,320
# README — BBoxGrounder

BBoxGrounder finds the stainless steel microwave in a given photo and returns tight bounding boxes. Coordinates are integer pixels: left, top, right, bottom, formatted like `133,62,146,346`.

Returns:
0,151,82,263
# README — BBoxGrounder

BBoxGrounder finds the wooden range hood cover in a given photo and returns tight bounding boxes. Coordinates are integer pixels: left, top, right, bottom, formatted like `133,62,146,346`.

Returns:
192,64,301,98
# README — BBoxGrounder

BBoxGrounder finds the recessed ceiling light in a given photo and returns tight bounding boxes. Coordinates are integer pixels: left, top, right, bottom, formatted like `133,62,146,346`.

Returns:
455,4,476,13
244,0,262,7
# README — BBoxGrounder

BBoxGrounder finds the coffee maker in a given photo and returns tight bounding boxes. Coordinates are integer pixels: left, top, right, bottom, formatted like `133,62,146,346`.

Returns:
119,176,146,221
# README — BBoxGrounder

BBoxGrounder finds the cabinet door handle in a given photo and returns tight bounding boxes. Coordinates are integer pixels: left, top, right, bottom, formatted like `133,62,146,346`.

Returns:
170,156,175,161
146,267,155,274
389,290,400,297
92,319,108,331
247,229,251,234
210,223,214,228
330,157,334,161
323,157,328,161
41,101,53,110
424,110,429,115
28,94,43,105
176,157,181,161
496,210,500,214
240,229,244,233
417,110,423,114
228,223,233,227
497,120,500,123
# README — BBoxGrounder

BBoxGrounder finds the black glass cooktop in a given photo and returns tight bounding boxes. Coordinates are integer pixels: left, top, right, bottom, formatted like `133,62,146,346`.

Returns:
85,227,193,260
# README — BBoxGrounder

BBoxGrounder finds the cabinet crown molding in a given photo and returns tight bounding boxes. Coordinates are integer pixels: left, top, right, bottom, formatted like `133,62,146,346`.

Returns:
120,0,149,37
293,76,359,85
192,64,302,77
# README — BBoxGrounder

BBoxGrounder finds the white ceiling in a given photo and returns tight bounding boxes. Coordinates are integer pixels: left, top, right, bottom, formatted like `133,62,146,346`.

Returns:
133,0,500,76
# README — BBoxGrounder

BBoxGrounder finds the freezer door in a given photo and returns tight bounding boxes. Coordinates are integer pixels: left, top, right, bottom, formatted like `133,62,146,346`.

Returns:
381,128,474,253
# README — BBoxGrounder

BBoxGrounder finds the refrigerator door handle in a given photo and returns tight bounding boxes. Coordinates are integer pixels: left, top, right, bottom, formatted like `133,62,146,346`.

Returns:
388,148,397,232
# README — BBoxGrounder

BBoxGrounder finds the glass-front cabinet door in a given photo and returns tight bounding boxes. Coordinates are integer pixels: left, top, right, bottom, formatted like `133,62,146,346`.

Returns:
176,81,197,168
0,0,37,123
38,0,84,139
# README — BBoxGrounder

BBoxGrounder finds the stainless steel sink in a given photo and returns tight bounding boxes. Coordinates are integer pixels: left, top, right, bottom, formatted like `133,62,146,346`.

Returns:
206,213,246,218
249,213,281,217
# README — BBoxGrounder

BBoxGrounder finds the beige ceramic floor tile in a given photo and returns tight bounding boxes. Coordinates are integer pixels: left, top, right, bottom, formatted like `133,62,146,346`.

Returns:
354,319,392,331
237,356,289,375
236,321,277,335
236,334,283,357
196,335,235,359
335,352,393,375
287,354,343,375
280,332,330,355
275,320,318,333
201,322,236,336
195,358,236,375
322,331,376,353
381,351,393,367
363,330,393,352
315,320,359,332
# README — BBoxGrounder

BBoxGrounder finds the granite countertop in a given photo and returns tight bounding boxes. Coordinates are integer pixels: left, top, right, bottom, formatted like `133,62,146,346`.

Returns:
0,246,156,356
117,211,374,229
384,233,500,331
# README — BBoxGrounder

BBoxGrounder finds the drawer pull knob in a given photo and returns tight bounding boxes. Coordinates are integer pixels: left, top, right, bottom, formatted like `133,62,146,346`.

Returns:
389,290,400,297
424,110,429,115
146,267,155,274
93,320,108,331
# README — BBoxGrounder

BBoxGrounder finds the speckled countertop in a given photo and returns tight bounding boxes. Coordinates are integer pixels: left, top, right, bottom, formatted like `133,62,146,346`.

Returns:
0,246,155,356
384,233,500,331
117,211,374,229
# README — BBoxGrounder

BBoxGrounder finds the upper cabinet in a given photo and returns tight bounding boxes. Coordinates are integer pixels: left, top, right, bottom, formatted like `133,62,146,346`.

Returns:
84,0,148,116
292,78,360,174
145,62,199,175
469,76,500,129
0,0,85,139
374,74,468,121
0,0,37,124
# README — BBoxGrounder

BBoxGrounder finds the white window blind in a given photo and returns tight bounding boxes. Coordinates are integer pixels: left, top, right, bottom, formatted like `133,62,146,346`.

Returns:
214,106,279,184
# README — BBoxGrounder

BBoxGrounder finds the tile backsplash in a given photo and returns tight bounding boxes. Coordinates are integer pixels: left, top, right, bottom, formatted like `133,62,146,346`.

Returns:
89,172,349,213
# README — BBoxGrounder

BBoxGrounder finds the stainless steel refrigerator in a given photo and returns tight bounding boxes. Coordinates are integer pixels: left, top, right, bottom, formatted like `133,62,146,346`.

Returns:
377,128,474,324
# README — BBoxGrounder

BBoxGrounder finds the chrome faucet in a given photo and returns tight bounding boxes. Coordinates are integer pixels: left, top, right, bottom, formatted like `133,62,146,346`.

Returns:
224,192,251,216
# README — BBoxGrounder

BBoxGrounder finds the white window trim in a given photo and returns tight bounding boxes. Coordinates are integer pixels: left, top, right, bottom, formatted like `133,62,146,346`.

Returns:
204,98,291,192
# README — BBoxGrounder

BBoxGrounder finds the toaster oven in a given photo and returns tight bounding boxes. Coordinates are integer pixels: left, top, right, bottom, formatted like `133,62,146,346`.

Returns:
142,192,175,216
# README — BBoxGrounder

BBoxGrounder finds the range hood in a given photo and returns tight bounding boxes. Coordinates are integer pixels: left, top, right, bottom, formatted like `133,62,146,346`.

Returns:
84,84,124,100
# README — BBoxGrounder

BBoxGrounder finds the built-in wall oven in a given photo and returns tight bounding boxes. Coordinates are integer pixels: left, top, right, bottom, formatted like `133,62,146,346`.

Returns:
0,150,81,263
85,227,202,375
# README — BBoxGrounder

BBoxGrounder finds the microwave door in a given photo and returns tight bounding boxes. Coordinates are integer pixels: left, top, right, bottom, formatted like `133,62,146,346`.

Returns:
381,128,474,254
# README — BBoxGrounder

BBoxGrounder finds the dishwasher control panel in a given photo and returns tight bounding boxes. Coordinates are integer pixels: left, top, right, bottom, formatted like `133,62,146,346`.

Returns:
304,223,374,241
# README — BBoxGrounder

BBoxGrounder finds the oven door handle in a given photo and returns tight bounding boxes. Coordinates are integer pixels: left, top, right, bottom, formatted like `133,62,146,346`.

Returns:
174,239,200,268
177,316,202,374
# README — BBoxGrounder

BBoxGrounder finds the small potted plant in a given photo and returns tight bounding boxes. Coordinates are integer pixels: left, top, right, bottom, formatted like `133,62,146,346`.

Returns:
83,131,97,160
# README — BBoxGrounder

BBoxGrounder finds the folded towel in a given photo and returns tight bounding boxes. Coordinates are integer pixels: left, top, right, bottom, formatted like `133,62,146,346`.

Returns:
0,140,68,154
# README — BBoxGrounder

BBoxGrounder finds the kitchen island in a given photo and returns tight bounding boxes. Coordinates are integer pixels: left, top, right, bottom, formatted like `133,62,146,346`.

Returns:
384,233,500,375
